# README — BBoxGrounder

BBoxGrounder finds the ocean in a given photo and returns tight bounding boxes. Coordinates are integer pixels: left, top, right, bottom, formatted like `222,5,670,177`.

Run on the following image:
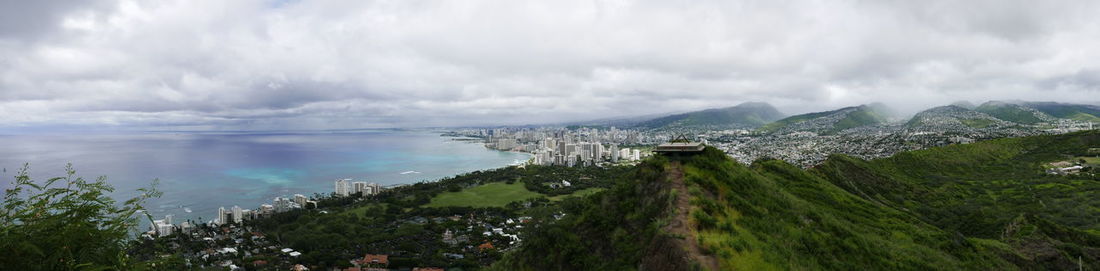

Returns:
0,129,529,223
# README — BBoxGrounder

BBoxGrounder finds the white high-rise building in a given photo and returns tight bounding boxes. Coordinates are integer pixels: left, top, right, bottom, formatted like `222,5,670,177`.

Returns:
633,149,641,161
352,182,367,196
260,204,274,216
335,179,351,197
179,221,194,234
363,182,382,195
619,148,632,161
293,194,308,206
149,214,175,237
273,197,292,212
593,143,603,161
610,144,619,162
217,206,227,225
232,205,243,224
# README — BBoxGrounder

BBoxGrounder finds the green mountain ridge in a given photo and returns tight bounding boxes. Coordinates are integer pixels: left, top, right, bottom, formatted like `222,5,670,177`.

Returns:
636,102,785,130
976,101,1052,124
497,131,1100,270
1023,102,1100,122
627,101,1097,133
905,105,1009,129
758,104,891,134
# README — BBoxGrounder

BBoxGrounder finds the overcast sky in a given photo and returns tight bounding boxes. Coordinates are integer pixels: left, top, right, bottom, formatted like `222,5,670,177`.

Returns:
1,0,1099,130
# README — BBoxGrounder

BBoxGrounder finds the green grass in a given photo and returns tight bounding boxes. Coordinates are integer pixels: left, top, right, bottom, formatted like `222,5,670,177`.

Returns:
547,188,606,201
425,182,544,208
340,203,385,218
1077,156,1100,165
678,148,1011,270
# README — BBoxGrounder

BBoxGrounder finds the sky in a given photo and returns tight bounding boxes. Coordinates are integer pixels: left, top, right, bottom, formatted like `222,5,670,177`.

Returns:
1,0,1099,130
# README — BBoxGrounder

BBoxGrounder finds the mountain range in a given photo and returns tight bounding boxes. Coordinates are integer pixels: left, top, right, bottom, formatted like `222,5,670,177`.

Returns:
627,101,1100,134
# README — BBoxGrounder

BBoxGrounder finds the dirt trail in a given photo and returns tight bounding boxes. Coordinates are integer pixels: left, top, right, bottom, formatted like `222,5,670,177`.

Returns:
664,161,721,271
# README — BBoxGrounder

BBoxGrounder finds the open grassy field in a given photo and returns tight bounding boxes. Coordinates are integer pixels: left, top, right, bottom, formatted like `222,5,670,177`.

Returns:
547,187,606,201
425,182,543,208
1078,156,1100,164
340,203,385,218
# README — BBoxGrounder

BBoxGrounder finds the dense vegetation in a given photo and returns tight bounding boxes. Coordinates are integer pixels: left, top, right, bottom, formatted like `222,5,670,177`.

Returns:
682,148,1012,270
246,164,628,269
1,165,164,270
492,156,675,270
499,131,1100,270
815,131,1100,269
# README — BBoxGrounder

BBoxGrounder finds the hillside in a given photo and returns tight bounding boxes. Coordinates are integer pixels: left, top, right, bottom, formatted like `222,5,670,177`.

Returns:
496,131,1100,270
636,102,784,130
906,105,1012,129
758,104,890,134
976,101,1055,124
1023,102,1100,122
815,130,1100,269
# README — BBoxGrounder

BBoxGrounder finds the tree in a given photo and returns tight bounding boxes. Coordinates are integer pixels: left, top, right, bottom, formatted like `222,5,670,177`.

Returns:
0,164,160,270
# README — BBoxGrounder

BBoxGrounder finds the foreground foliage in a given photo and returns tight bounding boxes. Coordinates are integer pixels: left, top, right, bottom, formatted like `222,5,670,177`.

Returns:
0,165,159,270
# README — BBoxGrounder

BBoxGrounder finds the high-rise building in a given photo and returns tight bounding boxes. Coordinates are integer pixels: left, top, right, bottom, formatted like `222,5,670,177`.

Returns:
293,194,308,206
217,206,227,225
363,182,381,195
260,204,274,216
633,149,641,161
352,182,368,196
179,221,193,234
273,197,293,212
335,178,351,197
232,205,243,224
149,215,175,237
592,143,603,161
610,144,619,162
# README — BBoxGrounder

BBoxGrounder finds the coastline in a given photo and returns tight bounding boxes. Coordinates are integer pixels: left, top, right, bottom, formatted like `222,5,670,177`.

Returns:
151,131,534,225
439,133,535,166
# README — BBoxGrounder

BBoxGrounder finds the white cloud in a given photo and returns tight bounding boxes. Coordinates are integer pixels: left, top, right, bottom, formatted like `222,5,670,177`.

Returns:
1,0,1099,130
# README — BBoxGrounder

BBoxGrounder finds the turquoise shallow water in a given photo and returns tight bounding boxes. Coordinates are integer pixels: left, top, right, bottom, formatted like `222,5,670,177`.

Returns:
0,129,529,223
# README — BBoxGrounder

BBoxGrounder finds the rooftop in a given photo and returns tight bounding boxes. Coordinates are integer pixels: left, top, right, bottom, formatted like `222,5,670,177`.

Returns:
362,254,389,265
655,142,705,153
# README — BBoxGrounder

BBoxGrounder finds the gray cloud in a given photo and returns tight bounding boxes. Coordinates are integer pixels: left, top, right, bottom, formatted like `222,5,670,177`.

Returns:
1,0,1099,130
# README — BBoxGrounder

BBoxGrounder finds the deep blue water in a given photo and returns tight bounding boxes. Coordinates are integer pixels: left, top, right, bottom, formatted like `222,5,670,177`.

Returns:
0,129,529,223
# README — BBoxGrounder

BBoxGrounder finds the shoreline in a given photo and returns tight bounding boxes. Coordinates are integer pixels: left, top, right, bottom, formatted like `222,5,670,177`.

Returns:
153,132,533,225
